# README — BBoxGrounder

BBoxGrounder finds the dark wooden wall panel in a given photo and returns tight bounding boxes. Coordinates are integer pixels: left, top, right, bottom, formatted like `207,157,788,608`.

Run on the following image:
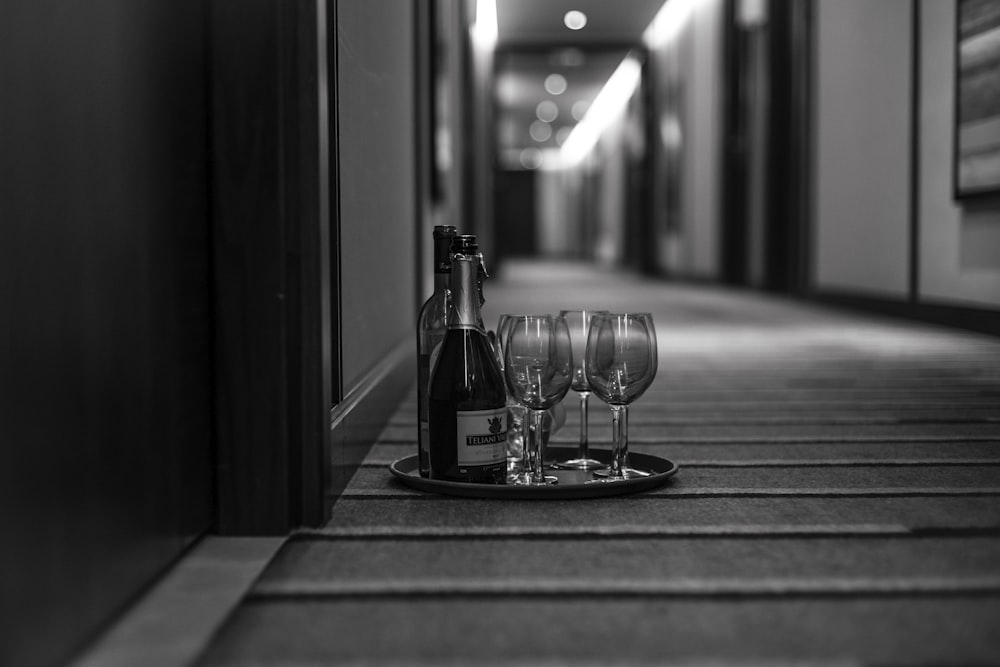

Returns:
210,0,334,532
210,0,292,535
0,2,213,665
493,170,538,262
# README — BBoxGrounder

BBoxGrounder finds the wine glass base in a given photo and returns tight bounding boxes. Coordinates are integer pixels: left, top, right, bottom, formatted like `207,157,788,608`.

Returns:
592,467,652,480
550,457,607,471
510,473,558,486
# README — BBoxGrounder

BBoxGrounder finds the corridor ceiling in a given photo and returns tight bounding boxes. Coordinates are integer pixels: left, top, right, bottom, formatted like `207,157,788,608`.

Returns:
492,0,665,168
494,0,666,48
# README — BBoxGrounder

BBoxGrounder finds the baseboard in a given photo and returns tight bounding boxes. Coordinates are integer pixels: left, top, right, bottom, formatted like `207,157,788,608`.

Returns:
328,337,414,503
71,537,284,667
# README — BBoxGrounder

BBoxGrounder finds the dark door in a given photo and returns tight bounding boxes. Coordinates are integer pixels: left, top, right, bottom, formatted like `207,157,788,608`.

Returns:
1,2,214,664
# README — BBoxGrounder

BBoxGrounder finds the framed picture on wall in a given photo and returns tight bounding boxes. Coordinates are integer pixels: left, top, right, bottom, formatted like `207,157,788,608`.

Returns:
954,0,1000,199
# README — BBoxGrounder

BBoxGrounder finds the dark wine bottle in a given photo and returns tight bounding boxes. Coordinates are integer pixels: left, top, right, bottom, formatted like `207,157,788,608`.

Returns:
428,236,507,484
417,225,457,477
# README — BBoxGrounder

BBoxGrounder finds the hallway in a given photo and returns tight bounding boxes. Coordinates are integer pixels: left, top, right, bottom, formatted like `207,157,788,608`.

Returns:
8,2,1000,663
197,262,1000,664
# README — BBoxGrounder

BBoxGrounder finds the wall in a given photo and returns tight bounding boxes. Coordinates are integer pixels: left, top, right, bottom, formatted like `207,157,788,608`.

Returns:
647,0,724,279
685,0,724,278
812,0,913,298
811,0,1000,309
0,1,213,664
919,0,1000,308
338,0,418,388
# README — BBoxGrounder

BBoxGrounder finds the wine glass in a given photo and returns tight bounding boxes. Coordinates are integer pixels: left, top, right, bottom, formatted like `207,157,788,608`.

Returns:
551,310,608,471
585,313,658,480
504,314,573,485
496,314,529,481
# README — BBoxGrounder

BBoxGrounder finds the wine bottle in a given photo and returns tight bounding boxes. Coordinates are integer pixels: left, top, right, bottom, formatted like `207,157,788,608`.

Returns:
417,225,457,477
428,236,507,484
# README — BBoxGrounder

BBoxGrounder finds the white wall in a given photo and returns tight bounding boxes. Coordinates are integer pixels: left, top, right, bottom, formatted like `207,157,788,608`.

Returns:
685,0,723,278
812,0,912,298
647,0,724,279
595,123,629,266
918,0,1000,308
338,0,417,388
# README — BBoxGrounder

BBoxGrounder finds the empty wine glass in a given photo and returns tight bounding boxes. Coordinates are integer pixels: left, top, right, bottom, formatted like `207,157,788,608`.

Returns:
504,314,573,485
551,310,608,471
496,314,528,481
585,313,658,480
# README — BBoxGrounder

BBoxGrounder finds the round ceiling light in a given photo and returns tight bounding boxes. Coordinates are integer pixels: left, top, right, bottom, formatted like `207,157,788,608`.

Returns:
519,147,543,170
544,73,568,96
564,10,587,30
536,100,559,123
529,120,553,142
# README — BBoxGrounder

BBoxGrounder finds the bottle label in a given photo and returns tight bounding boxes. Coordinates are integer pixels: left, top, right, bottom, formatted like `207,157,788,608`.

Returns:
455,408,507,472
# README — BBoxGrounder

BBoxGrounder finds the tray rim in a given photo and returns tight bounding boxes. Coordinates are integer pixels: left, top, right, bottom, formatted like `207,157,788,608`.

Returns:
388,447,678,500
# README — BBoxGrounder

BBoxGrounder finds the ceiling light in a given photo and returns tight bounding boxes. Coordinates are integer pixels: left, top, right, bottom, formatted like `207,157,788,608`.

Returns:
519,147,543,170
472,0,497,49
544,73,568,96
571,99,590,121
559,54,642,167
643,0,695,48
536,100,559,122
563,10,587,30
551,48,586,68
529,121,553,142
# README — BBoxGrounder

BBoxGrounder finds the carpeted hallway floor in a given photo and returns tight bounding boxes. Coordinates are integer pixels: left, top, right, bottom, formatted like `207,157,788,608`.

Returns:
198,262,1000,665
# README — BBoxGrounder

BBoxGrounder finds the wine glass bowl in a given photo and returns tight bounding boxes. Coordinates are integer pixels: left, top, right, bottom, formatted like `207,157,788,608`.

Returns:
585,313,658,480
503,315,573,484
586,320,657,404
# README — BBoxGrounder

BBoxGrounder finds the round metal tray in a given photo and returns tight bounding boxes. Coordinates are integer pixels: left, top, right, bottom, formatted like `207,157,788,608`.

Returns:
388,446,678,500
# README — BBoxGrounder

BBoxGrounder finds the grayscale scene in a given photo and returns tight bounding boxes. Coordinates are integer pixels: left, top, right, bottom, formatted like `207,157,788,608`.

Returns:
3,1,1000,665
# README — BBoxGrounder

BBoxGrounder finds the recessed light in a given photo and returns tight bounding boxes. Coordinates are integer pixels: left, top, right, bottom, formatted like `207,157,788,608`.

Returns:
551,48,586,68
529,121,553,142
544,73,568,96
536,100,559,123
564,10,587,30
519,147,543,170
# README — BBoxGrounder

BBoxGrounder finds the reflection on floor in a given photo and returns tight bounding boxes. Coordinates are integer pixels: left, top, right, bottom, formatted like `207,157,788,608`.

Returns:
201,261,1000,664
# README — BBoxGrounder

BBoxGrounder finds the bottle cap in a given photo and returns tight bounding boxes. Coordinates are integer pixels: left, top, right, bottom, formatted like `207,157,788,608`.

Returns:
432,226,458,273
450,234,478,255
432,225,458,239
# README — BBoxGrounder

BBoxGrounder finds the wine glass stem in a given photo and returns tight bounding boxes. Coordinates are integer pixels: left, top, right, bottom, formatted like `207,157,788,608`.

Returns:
578,391,590,460
610,405,630,479
529,408,547,485
508,403,526,473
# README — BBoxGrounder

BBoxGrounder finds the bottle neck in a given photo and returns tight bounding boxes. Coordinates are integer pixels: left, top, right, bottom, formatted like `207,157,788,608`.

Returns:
448,254,485,332
432,234,454,274
431,232,454,295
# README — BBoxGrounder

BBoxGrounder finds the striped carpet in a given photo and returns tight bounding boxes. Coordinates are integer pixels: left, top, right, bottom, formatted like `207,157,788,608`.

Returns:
199,262,1000,665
